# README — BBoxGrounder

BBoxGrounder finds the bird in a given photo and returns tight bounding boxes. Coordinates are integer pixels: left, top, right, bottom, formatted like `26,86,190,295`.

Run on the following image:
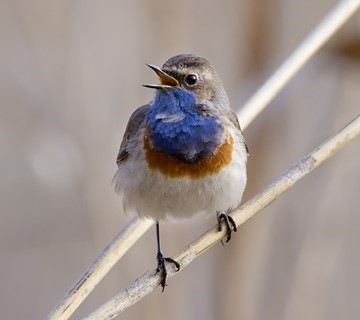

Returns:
113,54,248,290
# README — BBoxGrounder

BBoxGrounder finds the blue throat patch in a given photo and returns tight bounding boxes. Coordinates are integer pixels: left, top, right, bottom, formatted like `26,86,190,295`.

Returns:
147,87,222,163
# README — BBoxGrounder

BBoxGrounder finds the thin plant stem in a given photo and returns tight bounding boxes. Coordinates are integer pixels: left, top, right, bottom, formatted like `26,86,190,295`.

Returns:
47,218,153,320
238,0,360,129
83,115,360,320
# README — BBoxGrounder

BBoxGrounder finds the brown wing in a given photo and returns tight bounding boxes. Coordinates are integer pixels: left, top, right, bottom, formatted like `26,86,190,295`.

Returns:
116,104,149,166
227,109,249,155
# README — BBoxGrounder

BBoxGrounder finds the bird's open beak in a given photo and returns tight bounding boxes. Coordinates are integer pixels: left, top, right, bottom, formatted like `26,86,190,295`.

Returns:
143,64,179,89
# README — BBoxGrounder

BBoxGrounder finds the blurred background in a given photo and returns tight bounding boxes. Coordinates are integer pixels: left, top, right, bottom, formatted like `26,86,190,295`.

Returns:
1,0,360,319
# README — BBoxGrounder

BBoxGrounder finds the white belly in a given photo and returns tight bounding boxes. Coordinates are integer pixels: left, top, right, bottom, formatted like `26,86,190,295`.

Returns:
114,141,247,222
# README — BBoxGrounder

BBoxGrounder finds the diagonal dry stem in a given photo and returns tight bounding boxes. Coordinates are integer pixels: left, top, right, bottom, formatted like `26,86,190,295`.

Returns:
83,115,360,319
46,218,153,320
237,0,360,129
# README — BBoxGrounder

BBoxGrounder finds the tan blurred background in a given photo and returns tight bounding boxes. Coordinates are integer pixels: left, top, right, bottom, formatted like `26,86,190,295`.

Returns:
1,0,360,319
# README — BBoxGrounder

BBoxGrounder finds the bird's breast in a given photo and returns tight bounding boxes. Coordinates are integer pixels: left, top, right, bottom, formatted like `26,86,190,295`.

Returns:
143,133,234,179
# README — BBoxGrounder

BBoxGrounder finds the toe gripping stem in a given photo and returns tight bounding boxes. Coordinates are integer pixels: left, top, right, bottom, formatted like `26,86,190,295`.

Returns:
217,211,237,245
155,221,180,291
156,251,180,291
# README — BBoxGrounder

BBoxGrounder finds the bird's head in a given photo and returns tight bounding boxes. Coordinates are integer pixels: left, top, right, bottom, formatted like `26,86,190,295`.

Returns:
144,54,229,108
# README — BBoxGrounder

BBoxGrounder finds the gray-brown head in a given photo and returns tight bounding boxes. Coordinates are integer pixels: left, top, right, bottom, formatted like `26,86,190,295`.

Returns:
144,54,230,109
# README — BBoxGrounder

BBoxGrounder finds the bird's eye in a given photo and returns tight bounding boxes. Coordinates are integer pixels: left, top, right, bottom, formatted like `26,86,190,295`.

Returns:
185,74,198,86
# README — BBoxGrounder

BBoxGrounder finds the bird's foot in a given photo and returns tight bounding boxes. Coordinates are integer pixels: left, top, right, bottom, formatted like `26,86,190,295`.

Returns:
156,251,180,291
217,211,237,245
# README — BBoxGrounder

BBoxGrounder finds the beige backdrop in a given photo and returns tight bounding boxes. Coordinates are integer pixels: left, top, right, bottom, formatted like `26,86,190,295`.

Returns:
1,0,360,319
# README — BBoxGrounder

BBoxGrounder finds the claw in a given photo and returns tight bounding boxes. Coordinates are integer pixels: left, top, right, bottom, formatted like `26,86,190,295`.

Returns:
156,251,180,291
217,211,237,245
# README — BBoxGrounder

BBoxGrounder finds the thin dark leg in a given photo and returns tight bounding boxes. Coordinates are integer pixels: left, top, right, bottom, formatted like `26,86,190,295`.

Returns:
156,221,162,258
217,211,237,244
155,221,180,291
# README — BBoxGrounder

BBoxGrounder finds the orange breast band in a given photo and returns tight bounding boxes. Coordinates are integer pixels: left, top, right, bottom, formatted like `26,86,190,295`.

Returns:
144,134,233,179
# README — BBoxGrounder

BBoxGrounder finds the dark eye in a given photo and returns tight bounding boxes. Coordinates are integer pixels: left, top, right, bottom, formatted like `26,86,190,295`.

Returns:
185,74,198,86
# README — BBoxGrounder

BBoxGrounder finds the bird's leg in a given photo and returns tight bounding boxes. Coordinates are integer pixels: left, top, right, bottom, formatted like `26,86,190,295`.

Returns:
155,221,180,291
217,211,237,245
